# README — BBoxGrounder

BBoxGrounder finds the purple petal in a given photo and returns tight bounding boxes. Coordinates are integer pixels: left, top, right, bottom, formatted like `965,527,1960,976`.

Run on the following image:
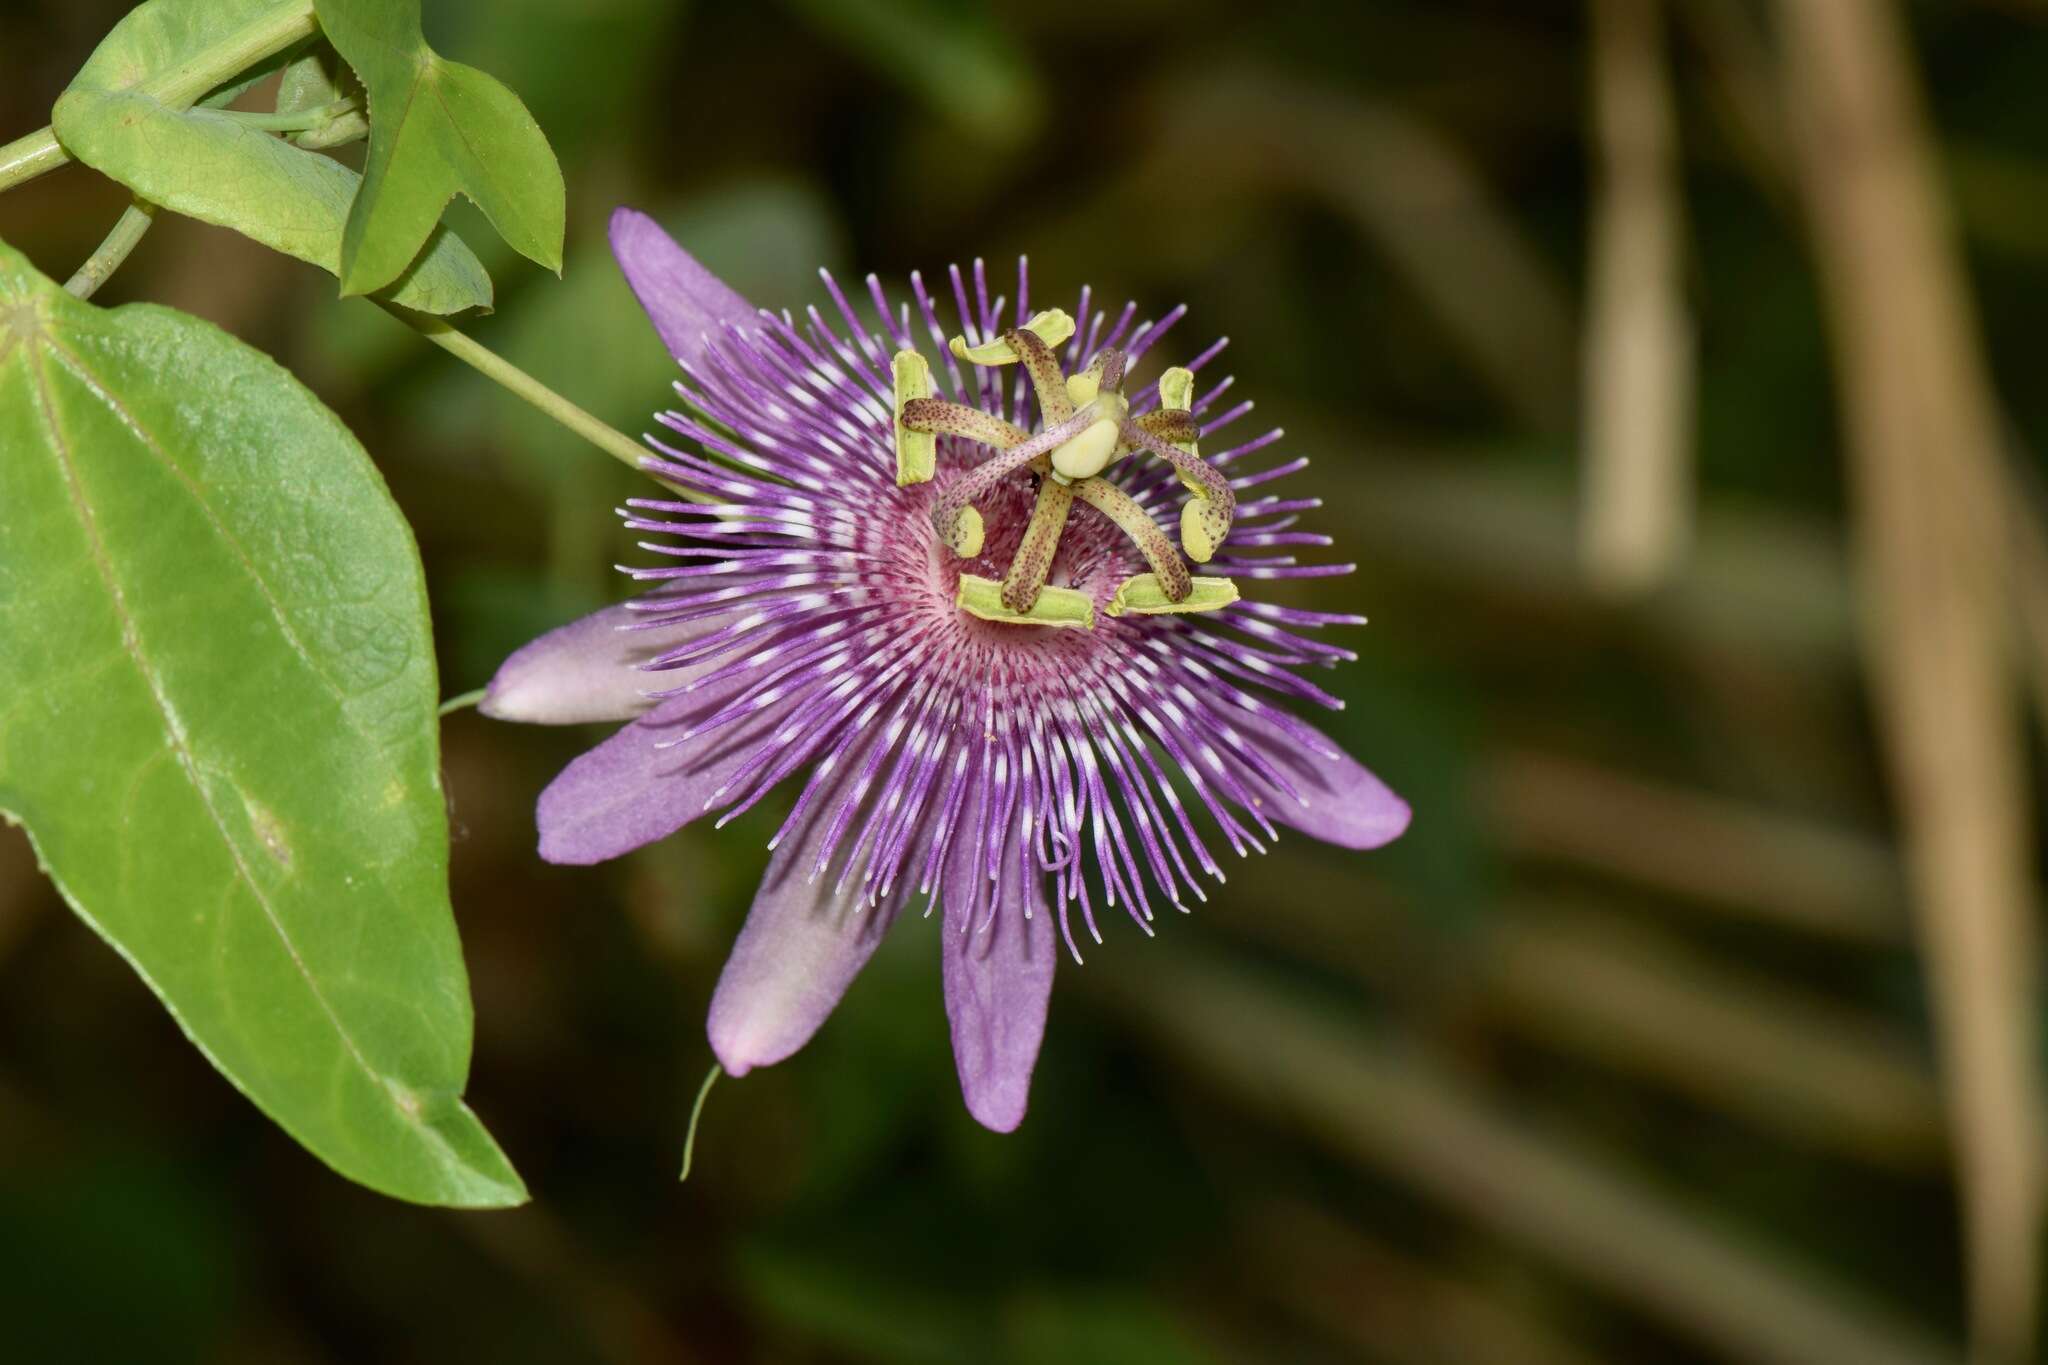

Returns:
480,601,704,726
1227,707,1411,850
941,791,1056,1133
707,734,894,1075
610,207,758,372
535,674,787,865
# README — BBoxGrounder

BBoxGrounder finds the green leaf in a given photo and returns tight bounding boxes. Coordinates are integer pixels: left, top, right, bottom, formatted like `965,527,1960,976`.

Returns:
0,240,524,1208
314,0,565,296
50,0,490,316
276,41,369,149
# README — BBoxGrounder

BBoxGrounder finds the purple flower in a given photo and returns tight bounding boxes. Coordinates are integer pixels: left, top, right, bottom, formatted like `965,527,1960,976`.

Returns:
483,209,1410,1131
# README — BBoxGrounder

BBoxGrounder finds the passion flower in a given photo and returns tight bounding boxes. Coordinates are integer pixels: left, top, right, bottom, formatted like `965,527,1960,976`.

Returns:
483,209,1410,1131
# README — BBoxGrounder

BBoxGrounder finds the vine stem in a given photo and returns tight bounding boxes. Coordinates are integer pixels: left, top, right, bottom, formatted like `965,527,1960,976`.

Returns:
220,97,358,133
382,305,712,501
0,129,64,195
64,200,157,300
0,0,318,196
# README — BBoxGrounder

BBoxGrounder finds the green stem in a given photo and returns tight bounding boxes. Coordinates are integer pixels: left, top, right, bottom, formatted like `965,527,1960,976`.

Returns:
64,200,157,300
382,305,711,500
139,0,319,110
0,128,65,196
220,98,358,132
0,0,317,197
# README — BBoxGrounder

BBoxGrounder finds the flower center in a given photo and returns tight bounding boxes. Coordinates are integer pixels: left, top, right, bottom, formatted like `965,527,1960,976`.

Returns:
891,311,1241,630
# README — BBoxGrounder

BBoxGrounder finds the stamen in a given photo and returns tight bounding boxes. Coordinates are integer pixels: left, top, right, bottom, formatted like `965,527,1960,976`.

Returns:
1002,477,1076,612
949,308,1075,365
1073,478,1192,602
1107,574,1240,617
1134,408,1201,445
1122,419,1233,562
1138,366,1228,564
1120,369,1234,563
892,349,936,486
957,573,1095,629
901,397,1029,449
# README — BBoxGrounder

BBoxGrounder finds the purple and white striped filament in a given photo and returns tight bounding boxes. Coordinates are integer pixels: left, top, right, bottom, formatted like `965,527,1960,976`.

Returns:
624,253,1381,951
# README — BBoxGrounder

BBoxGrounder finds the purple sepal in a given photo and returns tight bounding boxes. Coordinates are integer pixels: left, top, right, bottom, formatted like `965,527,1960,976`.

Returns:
941,791,1056,1133
534,675,787,865
1229,707,1411,849
706,731,895,1075
480,601,702,726
609,207,758,372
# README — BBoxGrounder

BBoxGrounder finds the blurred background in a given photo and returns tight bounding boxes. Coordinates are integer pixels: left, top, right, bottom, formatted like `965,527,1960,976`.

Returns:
5,0,2048,1360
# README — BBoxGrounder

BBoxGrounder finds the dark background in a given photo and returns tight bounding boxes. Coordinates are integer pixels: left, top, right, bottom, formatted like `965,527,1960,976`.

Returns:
4,1,2047,1361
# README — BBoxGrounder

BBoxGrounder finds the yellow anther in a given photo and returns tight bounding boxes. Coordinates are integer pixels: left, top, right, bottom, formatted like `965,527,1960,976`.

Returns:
892,349,936,486
1158,366,1195,419
948,309,1076,366
1179,502,1221,563
957,574,1095,629
1158,367,1200,475
943,505,985,558
1155,365,1225,560
1106,573,1239,617
1064,371,1099,407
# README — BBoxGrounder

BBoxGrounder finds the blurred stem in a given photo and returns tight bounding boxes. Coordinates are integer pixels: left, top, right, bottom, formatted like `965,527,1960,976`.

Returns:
63,200,156,300
1779,1,2041,1358
1249,1202,1608,1365
1107,947,1960,1365
1583,0,1695,596
0,0,316,196
1487,749,1906,944
382,305,708,500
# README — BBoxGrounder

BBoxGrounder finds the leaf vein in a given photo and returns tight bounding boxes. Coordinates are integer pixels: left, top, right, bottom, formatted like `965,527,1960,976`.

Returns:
40,337,385,727
26,337,413,1123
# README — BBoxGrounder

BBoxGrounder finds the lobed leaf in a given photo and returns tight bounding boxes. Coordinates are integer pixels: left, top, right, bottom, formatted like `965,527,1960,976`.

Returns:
315,0,565,297
51,0,490,315
0,240,524,1207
